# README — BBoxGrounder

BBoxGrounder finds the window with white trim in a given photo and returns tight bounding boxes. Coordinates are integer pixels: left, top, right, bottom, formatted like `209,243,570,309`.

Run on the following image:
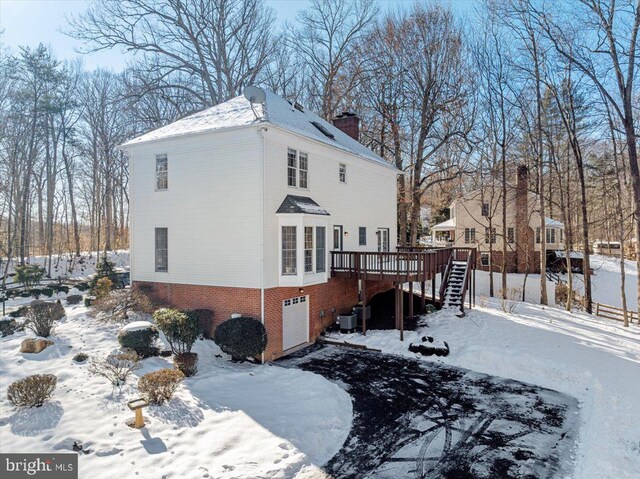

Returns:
287,148,308,188
481,202,489,217
156,154,168,190
481,252,490,267
485,227,496,244
304,227,313,273
339,163,347,183
282,226,297,275
546,228,556,244
464,227,475,244
316,227,326,273
359,227,366,246
155,228,168,272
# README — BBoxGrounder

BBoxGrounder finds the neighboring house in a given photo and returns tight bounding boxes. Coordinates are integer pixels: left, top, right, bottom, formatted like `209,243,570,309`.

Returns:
121,88,399,361
431,166,564,273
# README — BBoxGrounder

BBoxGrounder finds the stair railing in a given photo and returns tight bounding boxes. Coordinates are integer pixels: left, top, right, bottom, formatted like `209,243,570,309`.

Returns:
458,250,475,313
438,254,454,307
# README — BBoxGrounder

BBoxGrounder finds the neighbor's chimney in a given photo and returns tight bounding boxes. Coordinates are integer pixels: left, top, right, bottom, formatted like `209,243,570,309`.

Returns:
332,112,360,141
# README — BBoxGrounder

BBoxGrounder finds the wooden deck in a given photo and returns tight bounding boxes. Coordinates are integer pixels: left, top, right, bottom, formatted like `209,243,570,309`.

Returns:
330,247,476,282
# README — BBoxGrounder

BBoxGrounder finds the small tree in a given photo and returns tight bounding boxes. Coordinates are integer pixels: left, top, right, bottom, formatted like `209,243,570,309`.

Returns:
14,264,45,291
92,255,118,289
154,309,200,354
24,301,66,337
88,352,140,387
94,277,112,300
214,317,267,362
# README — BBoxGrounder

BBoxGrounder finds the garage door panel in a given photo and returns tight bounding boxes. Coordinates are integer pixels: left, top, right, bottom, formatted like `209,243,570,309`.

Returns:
283,295,309,351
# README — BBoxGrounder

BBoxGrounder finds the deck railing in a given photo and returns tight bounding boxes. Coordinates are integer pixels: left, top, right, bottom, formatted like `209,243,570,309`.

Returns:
331,247,474,282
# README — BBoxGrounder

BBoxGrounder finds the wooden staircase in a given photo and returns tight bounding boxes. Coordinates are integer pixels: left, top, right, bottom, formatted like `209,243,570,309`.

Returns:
439,250,474,316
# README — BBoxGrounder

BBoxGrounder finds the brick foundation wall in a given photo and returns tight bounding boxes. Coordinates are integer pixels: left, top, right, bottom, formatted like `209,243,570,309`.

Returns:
133,278,394,362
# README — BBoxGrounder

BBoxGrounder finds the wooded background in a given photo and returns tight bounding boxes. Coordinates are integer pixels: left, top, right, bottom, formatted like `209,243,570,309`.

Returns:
0,0,638,315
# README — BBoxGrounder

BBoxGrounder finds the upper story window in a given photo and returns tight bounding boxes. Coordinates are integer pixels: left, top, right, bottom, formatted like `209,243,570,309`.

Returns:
507,227,515,244
359,227,367,246
287,148,308,188
464,227,475,244
339,163,347,183
481,202,489,217
156,154,168,190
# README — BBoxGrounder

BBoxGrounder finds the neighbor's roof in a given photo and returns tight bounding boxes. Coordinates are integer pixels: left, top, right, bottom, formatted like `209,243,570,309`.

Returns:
276,195,330,216
545,217,564,228
432,218,456,230
121,89,393,168
555,251,583,259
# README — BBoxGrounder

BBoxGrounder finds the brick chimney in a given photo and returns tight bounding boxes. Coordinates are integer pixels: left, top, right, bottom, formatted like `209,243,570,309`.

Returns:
332,112,360,141
515,165,534,273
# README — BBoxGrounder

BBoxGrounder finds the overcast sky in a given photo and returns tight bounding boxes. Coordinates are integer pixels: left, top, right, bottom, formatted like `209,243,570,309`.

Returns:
0,0,474,71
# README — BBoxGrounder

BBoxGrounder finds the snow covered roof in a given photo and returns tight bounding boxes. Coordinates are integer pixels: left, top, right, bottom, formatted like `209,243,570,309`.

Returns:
432,218,456,230
121,89,393,168
276,195,330,215
545,218,564,228
555,251,583,259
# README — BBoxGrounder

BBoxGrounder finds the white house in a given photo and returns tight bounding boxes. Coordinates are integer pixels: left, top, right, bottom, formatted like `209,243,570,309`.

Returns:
121,88,399,360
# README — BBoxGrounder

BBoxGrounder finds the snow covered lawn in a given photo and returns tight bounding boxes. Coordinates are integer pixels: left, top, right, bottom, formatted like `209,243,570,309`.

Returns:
327,302,640,479
0,305,351,479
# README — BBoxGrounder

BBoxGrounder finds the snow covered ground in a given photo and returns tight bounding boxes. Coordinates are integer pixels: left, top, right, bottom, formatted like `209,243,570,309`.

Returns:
2,250,130,284
0,306,351,479
576,254,639,310
327,301,640,479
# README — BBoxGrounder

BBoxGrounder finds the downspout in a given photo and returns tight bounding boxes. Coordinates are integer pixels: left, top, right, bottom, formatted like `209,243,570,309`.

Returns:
258,125,267,364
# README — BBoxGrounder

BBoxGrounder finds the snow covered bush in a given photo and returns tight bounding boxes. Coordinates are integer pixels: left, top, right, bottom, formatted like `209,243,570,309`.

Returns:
214,316,267,362
91,288,154,324
138,368,184,404
117,322,159,357
24,301,65,337
7,374,57,408
173,352,198,377
88,352,139,386
66,294,83,305
154,308,200,354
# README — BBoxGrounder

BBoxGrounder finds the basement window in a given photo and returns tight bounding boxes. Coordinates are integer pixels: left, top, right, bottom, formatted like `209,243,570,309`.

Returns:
311,121,335,139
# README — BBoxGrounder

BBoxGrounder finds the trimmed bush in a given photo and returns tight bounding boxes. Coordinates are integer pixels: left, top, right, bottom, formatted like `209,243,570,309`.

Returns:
8,306,29,318
73,352,89,363
138,369,184,404
118,322,159,358
66,294,83,305
7,374,57,407
189,309,214,339
173,352,198,377
89,352,139,386
0,318,18,337
214,316,267,362
154,308,200,354
24,301,65,337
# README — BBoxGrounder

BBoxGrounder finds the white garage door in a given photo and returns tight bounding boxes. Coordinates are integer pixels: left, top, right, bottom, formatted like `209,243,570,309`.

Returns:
282,295,309,351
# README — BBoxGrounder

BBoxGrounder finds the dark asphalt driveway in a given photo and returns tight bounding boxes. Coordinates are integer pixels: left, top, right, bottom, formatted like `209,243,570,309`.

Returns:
278,344,578,479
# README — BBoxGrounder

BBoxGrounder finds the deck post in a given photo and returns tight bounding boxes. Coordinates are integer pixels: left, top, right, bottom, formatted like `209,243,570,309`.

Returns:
394,283,400,329
432,275,436,304
421,281,426,312
408,281,414,321
399,282,404,341
362,280,367,336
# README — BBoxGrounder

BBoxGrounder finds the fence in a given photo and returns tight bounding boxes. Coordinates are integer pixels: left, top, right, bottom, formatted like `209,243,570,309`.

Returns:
595,302,638,324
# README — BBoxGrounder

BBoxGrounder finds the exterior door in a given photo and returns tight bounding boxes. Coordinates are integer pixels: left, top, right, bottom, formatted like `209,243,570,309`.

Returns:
282,295,309,351
333,225,343,251
377,228,389,252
